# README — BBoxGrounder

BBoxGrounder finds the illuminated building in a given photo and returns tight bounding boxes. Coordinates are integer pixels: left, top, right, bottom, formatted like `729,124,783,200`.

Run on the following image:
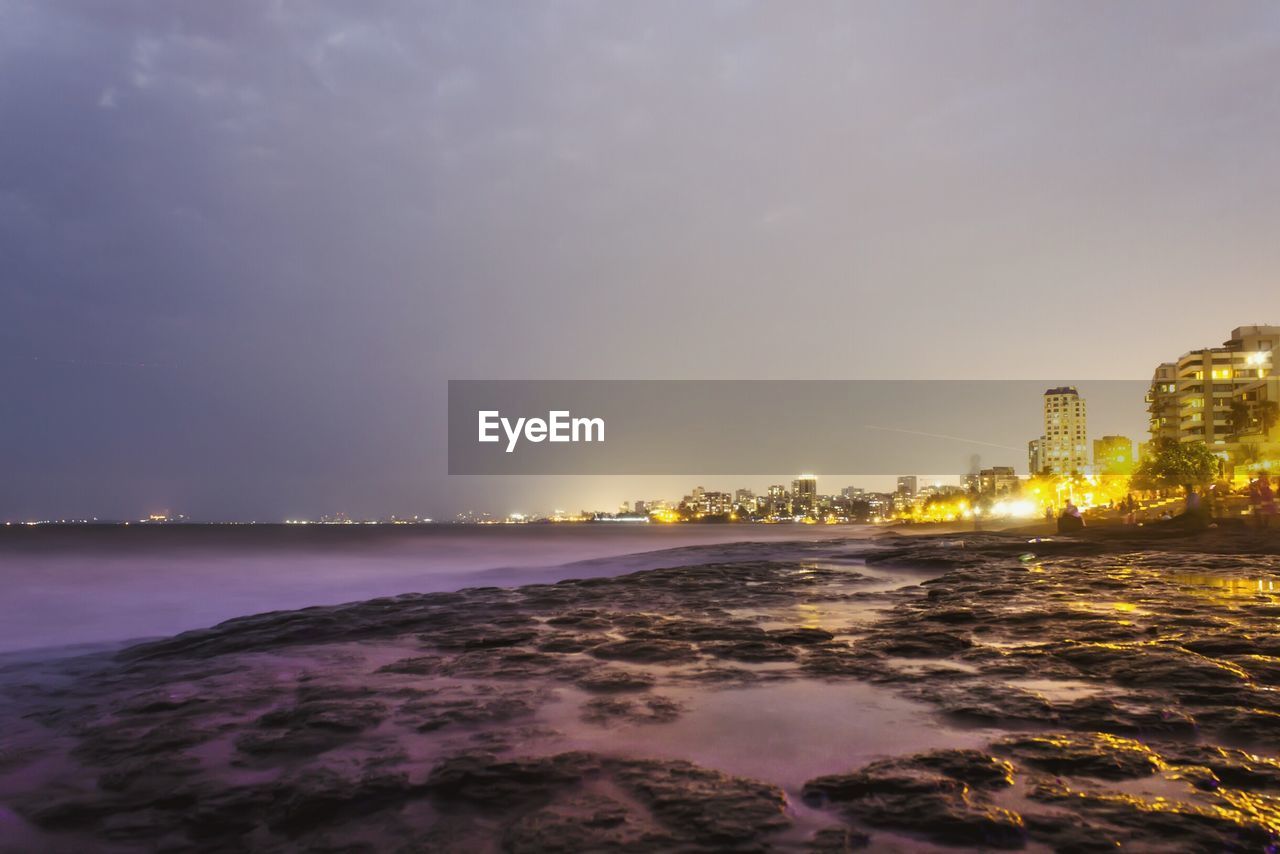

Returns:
1027,439,1044,475
700,491,733,516
1146,362,1179,442
1148,326,1280,449
1039,387,1088,475
1092,435,1135,475
895,475,917,497
791,475,817,515
759,484,787,517
978,466,1018,495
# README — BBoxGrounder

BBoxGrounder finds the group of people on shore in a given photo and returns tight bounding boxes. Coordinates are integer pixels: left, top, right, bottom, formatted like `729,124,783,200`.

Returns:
1054,472,1277,534
1247,472,1277,527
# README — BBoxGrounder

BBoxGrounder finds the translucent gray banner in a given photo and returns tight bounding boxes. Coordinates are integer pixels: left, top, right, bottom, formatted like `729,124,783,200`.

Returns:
448,380,1148,475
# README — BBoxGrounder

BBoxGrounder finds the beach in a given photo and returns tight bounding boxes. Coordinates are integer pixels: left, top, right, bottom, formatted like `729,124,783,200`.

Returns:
2,526,1280,851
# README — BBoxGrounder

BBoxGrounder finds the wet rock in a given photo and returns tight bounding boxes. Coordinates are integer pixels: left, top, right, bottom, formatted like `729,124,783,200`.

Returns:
1025,778,1277,851
869,628,973,657
671,665,768,686
422,752,790,850
537,632,608,653
575,668,656,693
611,757,791,845
993,733,1165,780
1019,811,1128,853
1158,742,1280,790
502,793,674,852
908,749,1016,789
236,697,387,757
581,695,681,725
626,618,768,644
799,647,882,679
803,750,1025,849
768,627,837,645
98,754,202,793
376,655,443,675
439,648,594,681
424,751,599,807
117,691,206,715
590,639,701,664
422,623,539,651
72,718,221,766
545,609,613,630
401,689,546,732
698,639,797,662
267,769,418,836
117,593,467,660
808,825,872,851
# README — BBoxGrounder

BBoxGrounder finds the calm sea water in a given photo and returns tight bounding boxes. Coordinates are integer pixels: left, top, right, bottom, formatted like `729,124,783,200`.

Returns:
0,524,873,655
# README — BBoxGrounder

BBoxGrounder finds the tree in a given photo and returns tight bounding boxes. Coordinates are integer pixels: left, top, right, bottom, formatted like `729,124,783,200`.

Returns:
1231,399,1280,437
1262,401,1280,436
847,499,873,522
1231,442,1263,469
1131,438,1218,495
1230,400,1251,434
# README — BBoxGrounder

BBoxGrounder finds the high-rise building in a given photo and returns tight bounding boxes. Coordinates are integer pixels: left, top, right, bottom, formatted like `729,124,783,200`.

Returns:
1093,435,1135,474
896,475,918,496
1146,362,1179,443
1148,326,1280,449
791,475,817,515
1027,439,1043,475
1039,387,1088,475
765,484,788,517
699,491,733,516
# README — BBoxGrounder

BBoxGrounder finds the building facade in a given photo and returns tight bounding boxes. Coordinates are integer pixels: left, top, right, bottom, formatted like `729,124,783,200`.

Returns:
1038,387,1088,475
978,466,1019,495
790,476,817,516
1147,325,1280,450
1146,362,1179,443
1093,435,1135,474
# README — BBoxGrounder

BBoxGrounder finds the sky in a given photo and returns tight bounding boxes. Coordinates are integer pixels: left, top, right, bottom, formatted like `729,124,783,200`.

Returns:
2,0,1279,520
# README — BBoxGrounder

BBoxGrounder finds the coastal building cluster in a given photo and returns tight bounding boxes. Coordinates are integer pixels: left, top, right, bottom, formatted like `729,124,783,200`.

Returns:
624,477,897,525
1146,325,1280,467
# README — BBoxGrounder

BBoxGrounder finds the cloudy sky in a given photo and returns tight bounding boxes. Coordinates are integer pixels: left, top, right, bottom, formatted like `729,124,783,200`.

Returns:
3,1,1279,520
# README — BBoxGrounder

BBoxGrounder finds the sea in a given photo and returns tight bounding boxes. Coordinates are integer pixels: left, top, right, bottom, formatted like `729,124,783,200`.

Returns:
0,523,875,657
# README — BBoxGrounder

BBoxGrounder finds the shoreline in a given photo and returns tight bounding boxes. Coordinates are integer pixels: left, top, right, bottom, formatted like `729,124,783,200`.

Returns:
2,528,1279,850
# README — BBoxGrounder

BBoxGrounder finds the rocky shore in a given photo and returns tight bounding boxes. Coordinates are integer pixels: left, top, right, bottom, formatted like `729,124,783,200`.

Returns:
2,528,1280,851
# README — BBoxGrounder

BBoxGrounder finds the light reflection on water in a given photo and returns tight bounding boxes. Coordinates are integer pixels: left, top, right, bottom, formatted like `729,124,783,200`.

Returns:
1169,573,1279,597
542,680,995,790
